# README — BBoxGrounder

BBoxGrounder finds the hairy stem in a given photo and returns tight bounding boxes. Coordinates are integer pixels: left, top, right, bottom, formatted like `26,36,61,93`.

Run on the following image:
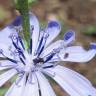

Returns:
17,0,30,48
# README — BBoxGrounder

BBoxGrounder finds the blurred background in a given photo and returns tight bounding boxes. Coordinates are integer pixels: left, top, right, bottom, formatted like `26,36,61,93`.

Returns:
0,0,96,96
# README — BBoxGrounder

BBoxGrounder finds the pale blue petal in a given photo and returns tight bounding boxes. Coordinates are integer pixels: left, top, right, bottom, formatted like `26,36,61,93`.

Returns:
43,68,80,96
90,43,96,50
51,46,96,62
40,40,63,57
0,26,17,45
29,13,40,56
36,72,56,96
45,21,61,47
43,65,96,96
23,74,39,96
63,30,75,46
0,69,17,87
5,75,26,96
0,67,9,71
0,43,16,59
0,61,16,71
0,27,18,59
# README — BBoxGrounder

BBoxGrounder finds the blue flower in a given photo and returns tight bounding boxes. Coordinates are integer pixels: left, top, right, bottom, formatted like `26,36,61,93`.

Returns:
0,13,96,96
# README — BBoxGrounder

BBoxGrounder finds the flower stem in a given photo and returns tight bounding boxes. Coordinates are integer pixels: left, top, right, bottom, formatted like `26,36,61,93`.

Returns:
17,0,30,49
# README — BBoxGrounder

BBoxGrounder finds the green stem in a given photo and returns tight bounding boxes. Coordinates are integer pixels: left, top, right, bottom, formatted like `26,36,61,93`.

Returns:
17,0,30,49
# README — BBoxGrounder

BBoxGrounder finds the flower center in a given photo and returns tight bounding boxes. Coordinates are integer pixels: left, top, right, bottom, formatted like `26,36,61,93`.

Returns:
15,50,45,74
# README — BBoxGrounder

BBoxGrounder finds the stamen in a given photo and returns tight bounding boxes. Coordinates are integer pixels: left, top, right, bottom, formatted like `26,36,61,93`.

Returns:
0,49,17,63
12,36,26,60
44,49,59,63
38,46,44,56
35,73,42,96
36,36,43,54
18,36,25,50
10,33,26,59
43,65,54,69
6,58,17,63
12,41,19,49
25,73,29,84
28,73,33,84
19,56,26,65
30,25,34,36
15,73,24,87
29,38,32,54
9,33,18,44
45,48,61,63
44,52,55,63
29,25,34,54
9,46,18,57
19,50,26,59
37,32,49,56
39,89,42,96
10,34,19,50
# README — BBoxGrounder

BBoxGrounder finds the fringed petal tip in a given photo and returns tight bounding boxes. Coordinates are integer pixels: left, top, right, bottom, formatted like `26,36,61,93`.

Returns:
44,20,61,47
10,12,39,28
11,16,22,26
54,46,96,63
63,30,75,41
90,43,96,50
48,21,61,30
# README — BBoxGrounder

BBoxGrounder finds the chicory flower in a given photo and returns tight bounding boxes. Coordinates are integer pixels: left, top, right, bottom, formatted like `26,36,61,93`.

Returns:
0,13,96,96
